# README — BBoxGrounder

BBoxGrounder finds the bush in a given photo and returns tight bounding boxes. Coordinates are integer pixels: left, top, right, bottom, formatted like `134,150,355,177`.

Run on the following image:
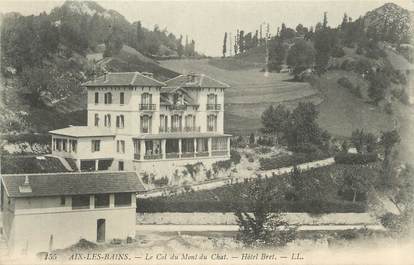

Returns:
259,151,330,170
256,146,272,154
380,212,402,231
212,160,232,174
230,150,241,164
334,153,377,164
337,77,362,98
332,46,345,58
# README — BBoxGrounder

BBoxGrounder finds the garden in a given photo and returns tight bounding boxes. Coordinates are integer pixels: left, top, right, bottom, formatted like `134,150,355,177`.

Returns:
137,163,382,214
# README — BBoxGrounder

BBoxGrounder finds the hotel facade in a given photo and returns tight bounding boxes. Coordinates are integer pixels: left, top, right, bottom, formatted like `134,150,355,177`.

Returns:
49,72,231,176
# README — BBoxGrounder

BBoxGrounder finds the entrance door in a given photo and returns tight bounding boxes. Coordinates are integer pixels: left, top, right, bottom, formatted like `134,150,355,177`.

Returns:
97,219,106,242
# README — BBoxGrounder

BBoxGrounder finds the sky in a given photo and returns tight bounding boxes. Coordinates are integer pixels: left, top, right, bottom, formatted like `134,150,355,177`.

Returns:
1,0,413,56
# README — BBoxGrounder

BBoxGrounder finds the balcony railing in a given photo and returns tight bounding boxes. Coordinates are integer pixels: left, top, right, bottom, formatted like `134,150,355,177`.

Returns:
140,104,156,111
144,154,162,160
169,104,187,111
206,104,221,111
159,126,200,133
196,151,209,157
166,153,179,159
212,150,228,156
207,127,217,132
181,152,195,158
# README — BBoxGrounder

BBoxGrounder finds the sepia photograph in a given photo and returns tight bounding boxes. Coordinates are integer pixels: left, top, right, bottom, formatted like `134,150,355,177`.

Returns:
0,0,413,264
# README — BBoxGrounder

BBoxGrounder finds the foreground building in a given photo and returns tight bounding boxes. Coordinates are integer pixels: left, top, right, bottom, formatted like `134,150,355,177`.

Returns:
1,172,144,254
49,72,231,176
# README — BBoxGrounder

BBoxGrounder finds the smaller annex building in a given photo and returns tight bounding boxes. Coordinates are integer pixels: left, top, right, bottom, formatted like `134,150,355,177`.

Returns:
0,171,145,254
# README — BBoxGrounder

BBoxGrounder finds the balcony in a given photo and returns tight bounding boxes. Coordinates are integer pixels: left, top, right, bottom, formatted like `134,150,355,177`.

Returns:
166,153,179,159
196,151,209,157
181,152,195,158
144,154,162,160
169,104,187,111
212,150,228,156
140,104,156,111
159,126,201,133
206,104,221,111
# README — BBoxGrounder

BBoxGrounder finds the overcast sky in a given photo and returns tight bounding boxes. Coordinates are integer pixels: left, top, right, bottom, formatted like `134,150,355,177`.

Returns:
1,0,413,56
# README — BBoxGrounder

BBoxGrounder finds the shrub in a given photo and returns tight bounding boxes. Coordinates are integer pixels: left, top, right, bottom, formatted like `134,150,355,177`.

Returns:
332,46,345,58
380,212,402,231
230,150,241,164
337,77,362,98
259,151,330,170
153,176,169,187
255,146,272,154
334,153,377,164
212,160,232,174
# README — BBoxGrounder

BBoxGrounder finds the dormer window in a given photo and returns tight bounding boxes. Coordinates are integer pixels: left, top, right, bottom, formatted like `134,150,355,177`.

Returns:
104,92,112,104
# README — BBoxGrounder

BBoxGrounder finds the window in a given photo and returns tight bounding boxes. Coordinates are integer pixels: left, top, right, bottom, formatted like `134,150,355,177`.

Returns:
185,115,195,130
55,138,63,151
60,196,66,206
120,92,124,105
207,94,218,105
182,139,194,153
72,195,90,209
94,114,99,127
160,115,168,132
141,93,152,105
116,115,124,129
94,194,109,208
212,137,227,151
69,139,77,153
104,114,111,127
114,193,131,207
92,140,101,152
117,140,125,153
207,115,217,132
197,138,208,152
140,115,152,133
62,140,67,152
94,92,99,104
118,161,124,171
171,115,182,131
104,92,112,104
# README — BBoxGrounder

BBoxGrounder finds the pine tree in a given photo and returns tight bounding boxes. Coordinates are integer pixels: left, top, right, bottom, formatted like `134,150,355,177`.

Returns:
323,12,328,29
222,32,227,57
239,30,245,53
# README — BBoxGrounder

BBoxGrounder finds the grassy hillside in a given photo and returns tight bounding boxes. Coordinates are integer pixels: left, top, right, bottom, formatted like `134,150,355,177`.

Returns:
161,59,320,134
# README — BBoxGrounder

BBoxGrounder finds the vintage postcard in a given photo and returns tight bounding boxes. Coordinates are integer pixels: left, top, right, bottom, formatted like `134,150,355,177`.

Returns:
0,0,413,264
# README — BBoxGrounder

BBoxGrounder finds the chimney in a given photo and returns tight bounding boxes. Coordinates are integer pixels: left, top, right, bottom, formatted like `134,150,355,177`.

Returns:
19,175,32,193
142,72,154,78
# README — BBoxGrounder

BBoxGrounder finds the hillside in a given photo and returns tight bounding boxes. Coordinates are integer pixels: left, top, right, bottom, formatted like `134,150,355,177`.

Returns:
0,0,186,134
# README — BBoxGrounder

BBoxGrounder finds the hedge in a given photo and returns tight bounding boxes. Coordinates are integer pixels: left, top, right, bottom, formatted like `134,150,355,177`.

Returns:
137,199,366,214
334,153,377,164
259,151,330,171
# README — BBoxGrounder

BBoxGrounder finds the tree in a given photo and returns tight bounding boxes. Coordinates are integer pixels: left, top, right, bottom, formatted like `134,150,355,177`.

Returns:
222,32,227,58
261,104,290,142
368,73,389,105
135,21,145,51
341,13,348,29
239,30,245,53
351,129,377,153
286,39,315,77
177,35,184,58
268,40,286,71
341,167,372,202
249,133,255,145
322,12,328,29
314,28,338,74
380,130,400,185
234,178,296,248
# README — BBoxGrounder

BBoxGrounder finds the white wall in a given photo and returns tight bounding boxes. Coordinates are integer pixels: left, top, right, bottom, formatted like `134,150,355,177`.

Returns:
8,194,137,255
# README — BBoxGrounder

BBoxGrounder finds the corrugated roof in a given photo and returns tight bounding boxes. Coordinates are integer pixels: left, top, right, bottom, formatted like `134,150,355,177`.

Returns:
165,74,230,89
1,172,145,198
49,126,115,137
82,72,166,87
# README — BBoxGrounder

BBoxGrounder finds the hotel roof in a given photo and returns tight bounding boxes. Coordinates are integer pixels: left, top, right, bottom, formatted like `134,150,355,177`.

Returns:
82,72,166,87
49,126,115,138
164,73,230,89
1,172,145,198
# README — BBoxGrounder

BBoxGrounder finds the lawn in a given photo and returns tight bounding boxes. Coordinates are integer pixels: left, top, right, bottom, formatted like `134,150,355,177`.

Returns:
161,59,320,134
